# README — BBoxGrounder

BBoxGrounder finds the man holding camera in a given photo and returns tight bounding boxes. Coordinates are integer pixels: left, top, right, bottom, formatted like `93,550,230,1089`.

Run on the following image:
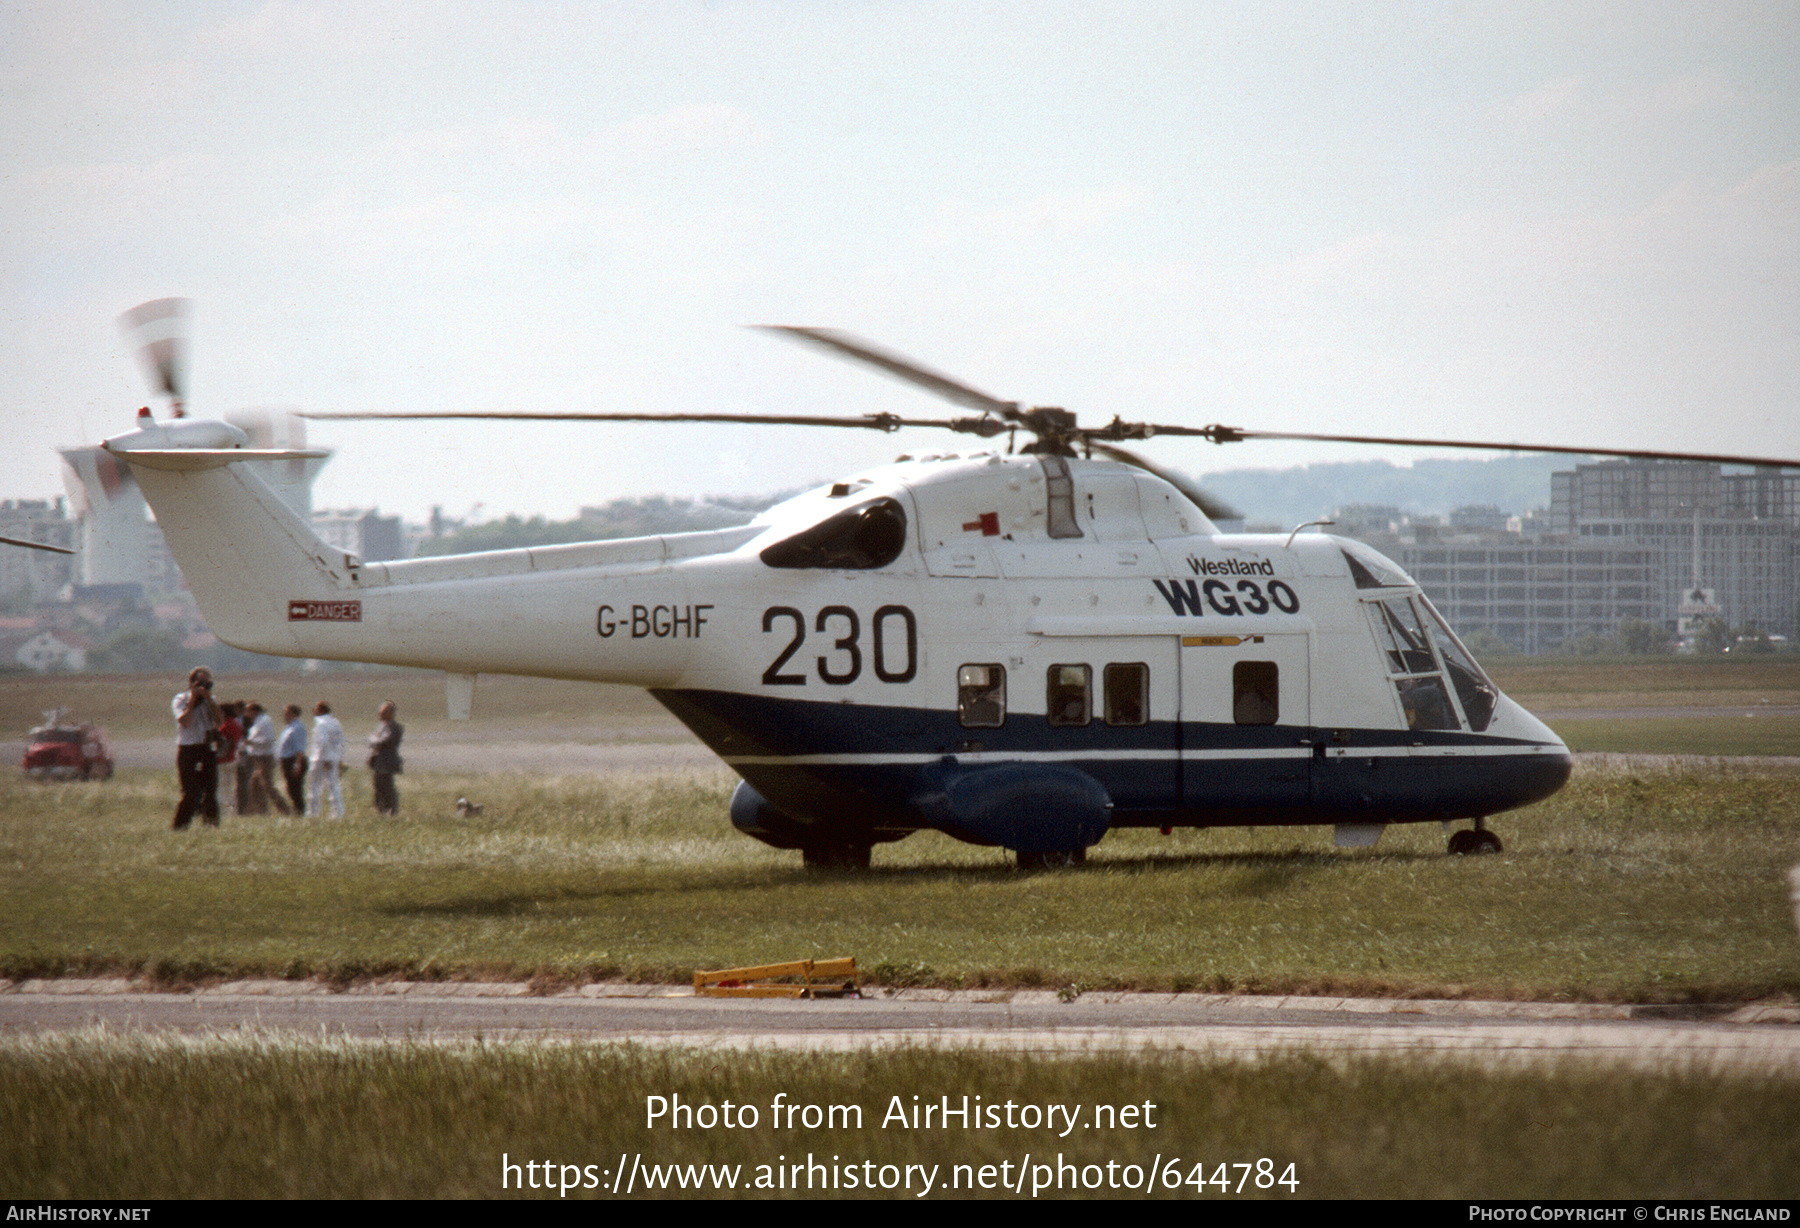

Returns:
172,666,223,830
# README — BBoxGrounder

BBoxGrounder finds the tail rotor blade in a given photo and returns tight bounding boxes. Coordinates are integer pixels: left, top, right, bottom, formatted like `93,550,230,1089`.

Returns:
119,298,191,411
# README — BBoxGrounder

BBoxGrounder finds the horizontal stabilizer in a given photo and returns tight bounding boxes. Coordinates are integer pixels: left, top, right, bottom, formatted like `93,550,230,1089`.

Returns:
99,445,330,472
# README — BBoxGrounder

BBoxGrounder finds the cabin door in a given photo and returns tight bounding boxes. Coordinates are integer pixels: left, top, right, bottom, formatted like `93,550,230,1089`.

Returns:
1178,633,1311,812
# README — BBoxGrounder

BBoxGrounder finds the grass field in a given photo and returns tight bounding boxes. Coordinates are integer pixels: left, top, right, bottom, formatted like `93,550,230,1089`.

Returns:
3,757,1796,1001
5,1035,1797,1199
4,663,1798,999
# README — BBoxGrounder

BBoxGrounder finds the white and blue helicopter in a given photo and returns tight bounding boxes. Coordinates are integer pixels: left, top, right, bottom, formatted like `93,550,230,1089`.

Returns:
99,312,1794,868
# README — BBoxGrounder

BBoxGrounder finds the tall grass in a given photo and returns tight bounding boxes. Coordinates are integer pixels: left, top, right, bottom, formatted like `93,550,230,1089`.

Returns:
3,1032,1796,1199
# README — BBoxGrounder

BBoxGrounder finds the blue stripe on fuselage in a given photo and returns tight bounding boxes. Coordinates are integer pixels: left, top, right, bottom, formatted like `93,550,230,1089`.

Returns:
648,688,1571,834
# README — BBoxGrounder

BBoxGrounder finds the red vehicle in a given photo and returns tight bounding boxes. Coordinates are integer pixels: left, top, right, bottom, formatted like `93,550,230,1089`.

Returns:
22,713,113,781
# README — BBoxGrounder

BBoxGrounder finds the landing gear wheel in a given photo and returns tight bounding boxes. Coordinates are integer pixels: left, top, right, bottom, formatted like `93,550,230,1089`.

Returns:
1448,828,1503,855
1016,847,1087,870
801,840,872,871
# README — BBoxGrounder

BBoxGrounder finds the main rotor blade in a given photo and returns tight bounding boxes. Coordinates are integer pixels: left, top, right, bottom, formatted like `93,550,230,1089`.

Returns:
301,409,1007,436
757,326,1022,421
0,534,74,555
1088,442,1241,522
1188,426,1799,469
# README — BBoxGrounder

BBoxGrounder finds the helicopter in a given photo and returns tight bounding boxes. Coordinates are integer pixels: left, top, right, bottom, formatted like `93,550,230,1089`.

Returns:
96,310,1799,868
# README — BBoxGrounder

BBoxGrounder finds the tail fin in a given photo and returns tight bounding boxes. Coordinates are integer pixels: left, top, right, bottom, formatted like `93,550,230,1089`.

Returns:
104,419,345,656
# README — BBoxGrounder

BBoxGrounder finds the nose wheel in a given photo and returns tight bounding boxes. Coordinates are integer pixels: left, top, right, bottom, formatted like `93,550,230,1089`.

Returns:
1448,825,1503,855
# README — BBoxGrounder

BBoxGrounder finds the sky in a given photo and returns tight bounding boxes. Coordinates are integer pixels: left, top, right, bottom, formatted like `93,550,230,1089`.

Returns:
3,1,1795,526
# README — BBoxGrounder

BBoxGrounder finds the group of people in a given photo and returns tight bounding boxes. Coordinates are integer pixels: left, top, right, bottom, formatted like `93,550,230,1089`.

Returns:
170,667,405,829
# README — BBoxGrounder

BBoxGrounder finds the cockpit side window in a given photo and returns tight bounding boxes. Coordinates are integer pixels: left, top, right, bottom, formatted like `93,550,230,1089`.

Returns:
1418,599,1497,732
760,497,908,570
1373,598,1437,675
1364,596,1469,732
1342,551,1383,589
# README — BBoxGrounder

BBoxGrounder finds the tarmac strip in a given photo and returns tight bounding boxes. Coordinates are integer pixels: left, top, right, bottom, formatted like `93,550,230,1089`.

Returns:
3,979,1796,1072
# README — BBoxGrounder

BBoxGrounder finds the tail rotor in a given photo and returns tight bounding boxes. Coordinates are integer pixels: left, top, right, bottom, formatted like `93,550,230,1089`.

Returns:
119,297,191,417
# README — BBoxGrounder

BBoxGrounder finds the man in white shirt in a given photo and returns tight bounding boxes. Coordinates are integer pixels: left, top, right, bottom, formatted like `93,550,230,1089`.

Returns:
241,701,288,816
308,700,346,820
171,666,222,830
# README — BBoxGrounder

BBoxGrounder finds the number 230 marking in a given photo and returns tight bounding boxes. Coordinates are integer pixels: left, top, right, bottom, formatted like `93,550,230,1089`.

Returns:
762,604,918,686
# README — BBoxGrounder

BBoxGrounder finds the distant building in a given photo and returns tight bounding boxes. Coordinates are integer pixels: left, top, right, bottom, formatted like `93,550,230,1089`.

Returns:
1720,468,1800,524
0,499,76,605
1550,460,1798,641
1448,504,1510,534
1403,541,1658,654
1343,458,1799,652
1565,516,1793,640
1330,504,1406,538
312,508,404,562
0,626,88,672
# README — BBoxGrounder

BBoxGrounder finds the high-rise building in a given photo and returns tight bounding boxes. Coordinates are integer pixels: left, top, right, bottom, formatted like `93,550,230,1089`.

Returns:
1550,460,1797,640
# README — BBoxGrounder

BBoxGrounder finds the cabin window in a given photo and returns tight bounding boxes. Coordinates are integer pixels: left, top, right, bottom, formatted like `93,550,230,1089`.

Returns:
1046,664,1091,726
1232,661,1279,725
958,663,1006,727
760,497,907,570
1103,662,1149,726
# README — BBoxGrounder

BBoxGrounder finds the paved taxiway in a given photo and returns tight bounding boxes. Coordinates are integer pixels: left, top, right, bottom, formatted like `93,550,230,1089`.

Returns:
4,980,1797,1072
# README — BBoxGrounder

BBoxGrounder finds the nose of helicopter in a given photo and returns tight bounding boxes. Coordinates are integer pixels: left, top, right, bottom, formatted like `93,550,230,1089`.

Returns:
1488,691,1567,749
1483,691,1573,806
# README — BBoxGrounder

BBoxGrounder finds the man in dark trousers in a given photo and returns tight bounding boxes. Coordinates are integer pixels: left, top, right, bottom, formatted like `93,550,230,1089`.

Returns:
368,701,403,817
171,666,222,830
277,703,308,818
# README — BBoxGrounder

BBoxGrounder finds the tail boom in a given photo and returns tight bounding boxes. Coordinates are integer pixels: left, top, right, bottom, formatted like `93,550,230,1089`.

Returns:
104,421,729,684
